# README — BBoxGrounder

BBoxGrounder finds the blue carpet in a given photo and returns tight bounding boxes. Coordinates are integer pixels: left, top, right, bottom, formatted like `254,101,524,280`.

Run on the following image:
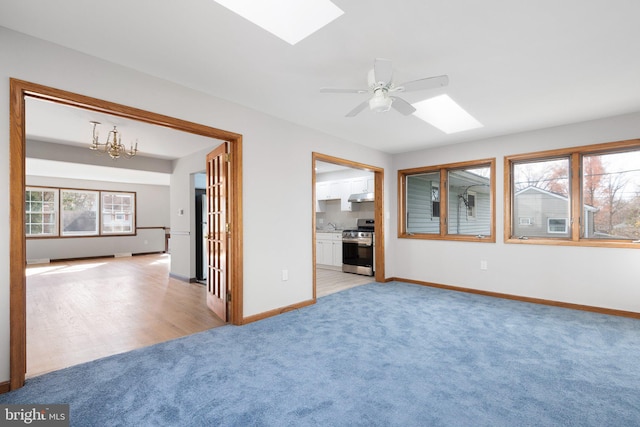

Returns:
2,282,639,426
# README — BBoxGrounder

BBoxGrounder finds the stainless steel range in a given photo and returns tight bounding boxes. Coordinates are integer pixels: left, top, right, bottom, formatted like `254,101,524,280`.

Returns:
342,218,374,276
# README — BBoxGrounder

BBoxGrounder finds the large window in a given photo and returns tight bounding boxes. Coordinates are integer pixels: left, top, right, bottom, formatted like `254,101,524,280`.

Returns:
511,157,571,239
505,139,640,247
25,186,136,238
399,159,495,241
61,189,99,236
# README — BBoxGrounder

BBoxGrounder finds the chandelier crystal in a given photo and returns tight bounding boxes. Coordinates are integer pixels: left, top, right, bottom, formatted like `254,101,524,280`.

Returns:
89,121,138,159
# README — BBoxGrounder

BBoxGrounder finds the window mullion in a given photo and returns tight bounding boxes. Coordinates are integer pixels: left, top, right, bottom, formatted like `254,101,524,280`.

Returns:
440,169,447,237
571,153,581,241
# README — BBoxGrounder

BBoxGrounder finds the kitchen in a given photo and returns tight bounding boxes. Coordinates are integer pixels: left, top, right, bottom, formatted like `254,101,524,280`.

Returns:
315,161,376,296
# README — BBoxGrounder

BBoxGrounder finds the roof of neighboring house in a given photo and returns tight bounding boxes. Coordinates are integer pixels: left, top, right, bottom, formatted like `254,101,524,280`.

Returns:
515,186,598,211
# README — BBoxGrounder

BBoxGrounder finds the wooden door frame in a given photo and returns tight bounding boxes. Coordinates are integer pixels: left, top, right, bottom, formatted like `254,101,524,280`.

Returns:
312,152,385,299
8,78,244,390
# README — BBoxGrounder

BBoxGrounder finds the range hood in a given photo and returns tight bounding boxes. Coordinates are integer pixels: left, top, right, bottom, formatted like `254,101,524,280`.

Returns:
348,192,374,203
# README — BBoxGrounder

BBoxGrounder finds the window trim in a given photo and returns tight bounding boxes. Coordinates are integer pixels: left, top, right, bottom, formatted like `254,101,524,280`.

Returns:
504,138,640,248
101,191,136,235
26,185,137,239
398,158,496,242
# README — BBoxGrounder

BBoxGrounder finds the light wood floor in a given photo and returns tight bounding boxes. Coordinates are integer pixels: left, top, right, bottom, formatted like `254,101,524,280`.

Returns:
26,253,225,378
316,267,375,298
26,256,374,377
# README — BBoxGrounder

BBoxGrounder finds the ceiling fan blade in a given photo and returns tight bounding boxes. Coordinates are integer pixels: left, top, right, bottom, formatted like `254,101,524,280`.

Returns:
390,96,416,115
345,100,369,117
320,87,369,94
395,75,449,92
373,58,393,85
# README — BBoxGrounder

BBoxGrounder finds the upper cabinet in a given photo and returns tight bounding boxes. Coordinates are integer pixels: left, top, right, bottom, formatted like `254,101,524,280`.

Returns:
316,181,343,201
349,177,374,194
316,176,374,212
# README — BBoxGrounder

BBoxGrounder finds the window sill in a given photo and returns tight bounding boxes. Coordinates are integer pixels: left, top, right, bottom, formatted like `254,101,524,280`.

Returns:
400,233,495,243
505,237,640,249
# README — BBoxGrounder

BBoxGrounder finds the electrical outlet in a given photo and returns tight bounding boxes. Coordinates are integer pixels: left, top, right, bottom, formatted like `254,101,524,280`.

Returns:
282,269,288,281
480,260,488,270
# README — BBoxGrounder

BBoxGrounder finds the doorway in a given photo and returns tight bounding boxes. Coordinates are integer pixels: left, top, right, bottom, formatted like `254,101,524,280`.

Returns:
312,153,385,300
195,184,207,283
9,79,244,390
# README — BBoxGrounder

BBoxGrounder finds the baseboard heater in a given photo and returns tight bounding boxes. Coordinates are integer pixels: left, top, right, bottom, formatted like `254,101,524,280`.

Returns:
26,258,50,265
114,252,133,258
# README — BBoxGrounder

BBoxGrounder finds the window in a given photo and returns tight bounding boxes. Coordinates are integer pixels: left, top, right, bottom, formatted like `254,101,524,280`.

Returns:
25,187,58,237
547,218,568,234
466,191,477,219
102,192,135,234
582,150,640,240
519,217,532,226
506,138,640,247
431,182,440,218
399,158,495,241
61,189,99,236
25,186,136,238
511,157,571,239
405,171,441,234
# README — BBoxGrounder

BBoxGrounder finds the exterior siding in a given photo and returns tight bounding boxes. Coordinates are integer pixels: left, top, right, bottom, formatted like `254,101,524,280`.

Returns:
406,174,439,234
514,188,570,238
448,187,491,236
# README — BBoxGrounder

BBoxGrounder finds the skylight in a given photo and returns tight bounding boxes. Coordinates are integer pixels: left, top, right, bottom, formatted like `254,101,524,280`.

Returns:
214,0,344,45
412,95,483,134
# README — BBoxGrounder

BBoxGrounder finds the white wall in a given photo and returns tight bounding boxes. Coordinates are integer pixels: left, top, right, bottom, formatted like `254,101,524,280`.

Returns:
0,27,393,383
168,146,211,280
391,112,640,313
25,175,169,260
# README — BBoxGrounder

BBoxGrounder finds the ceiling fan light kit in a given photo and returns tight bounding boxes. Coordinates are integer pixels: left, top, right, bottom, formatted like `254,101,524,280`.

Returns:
369,90,392,113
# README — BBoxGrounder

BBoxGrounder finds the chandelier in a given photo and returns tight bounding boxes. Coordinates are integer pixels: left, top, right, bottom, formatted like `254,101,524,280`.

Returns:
89,121,138,159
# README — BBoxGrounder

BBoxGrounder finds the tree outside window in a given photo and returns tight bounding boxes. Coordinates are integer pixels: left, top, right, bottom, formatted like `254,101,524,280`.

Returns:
61,189,99,236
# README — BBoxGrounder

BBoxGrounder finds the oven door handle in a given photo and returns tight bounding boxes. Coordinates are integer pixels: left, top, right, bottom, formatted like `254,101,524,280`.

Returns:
342,238,373,246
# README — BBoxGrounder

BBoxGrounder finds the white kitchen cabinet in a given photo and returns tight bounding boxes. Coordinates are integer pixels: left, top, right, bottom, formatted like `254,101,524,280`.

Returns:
316,182,329,200
339,181,353,211
367,178,375,193
316,232,342,268
332,238,343,266
349,177,375,194
316,175,374,212
316,181,342,201
349,177,368,194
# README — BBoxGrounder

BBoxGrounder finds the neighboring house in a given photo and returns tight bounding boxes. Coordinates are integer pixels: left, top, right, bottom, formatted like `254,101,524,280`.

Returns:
406,171,491,236
513,186,598,238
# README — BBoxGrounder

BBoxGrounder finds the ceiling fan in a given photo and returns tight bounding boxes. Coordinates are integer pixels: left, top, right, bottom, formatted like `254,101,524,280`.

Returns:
320,58,449,117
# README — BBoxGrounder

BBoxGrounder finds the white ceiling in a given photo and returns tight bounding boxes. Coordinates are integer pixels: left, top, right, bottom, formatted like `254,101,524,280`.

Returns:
26,98,220,161
3,0,640,154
